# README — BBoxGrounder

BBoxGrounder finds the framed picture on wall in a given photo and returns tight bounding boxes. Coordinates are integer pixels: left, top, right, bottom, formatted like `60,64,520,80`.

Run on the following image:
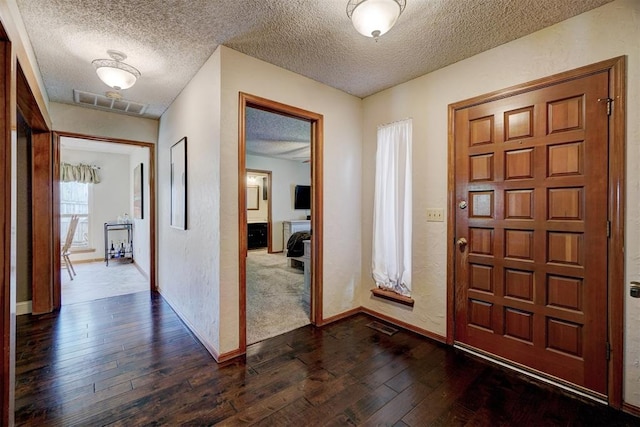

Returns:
170,137,187,229
262,177,268,200
247,185,259,210
133,163,143,219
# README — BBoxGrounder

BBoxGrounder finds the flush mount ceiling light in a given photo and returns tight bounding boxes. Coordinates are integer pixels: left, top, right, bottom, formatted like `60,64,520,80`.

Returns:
346,0,406,39
92,50,140,90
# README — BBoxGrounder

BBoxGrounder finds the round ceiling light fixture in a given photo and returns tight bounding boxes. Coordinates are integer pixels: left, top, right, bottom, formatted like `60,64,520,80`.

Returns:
92,50,140,90
346,0,406,39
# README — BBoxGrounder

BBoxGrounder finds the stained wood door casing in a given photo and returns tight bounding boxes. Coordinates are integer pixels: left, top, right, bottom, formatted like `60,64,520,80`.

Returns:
454,72,609,395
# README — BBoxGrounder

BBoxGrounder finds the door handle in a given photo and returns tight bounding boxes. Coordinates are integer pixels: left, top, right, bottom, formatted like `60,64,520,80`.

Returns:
457,237,468,248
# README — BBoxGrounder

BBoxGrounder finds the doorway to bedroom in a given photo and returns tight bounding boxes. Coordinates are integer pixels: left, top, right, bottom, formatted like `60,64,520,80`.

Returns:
239,93,323,347
246,167,310,343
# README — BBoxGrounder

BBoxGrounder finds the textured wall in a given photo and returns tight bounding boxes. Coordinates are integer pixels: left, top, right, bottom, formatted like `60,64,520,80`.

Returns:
361,0,640,405
157,49,222,355
246,154,311,252
219,46,363,353
50,102,158,143
129,146,151,276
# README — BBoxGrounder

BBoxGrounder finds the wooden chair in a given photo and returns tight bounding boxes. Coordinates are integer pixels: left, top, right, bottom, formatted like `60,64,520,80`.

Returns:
61,215,80,280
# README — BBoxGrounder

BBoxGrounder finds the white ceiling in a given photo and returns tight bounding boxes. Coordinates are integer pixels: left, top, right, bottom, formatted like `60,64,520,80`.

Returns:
15,0,613,119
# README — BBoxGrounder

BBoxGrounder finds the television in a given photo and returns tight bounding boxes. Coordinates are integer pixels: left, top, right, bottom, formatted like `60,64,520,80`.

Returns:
294,185,311,210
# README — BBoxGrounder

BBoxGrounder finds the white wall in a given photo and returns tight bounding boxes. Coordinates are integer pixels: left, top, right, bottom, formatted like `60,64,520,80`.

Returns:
61,149,131,262
158,45,362,357
50,102,158,143
218,46,363,354
360,0,640,406
247,155,311,251
157,49,222,355
129,146,151,277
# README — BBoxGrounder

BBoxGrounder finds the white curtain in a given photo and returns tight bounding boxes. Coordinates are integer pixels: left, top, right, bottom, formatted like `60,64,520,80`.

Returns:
372,118,412,297
60,162,101,184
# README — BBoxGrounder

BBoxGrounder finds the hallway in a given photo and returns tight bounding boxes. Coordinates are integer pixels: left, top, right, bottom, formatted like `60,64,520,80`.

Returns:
14,292,638,426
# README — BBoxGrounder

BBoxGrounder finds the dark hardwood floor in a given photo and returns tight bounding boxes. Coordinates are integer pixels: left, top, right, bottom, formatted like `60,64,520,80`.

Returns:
14,291,639,426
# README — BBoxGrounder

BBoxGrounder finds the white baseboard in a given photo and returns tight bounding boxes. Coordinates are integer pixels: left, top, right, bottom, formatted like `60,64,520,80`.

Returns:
17,300,32,315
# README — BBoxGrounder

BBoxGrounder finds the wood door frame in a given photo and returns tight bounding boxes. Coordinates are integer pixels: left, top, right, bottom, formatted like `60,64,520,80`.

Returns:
238,92,324,351
31,131,55,313
1,29,52,423
246,169,273,253
0,35,12,427
446,56,626,407
52,131,157,307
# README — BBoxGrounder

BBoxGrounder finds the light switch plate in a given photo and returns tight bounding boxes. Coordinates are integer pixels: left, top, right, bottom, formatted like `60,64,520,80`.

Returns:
427,208,444,222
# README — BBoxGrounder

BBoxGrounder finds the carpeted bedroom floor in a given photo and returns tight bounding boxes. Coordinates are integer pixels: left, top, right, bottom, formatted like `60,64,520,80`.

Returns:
246,249,310,344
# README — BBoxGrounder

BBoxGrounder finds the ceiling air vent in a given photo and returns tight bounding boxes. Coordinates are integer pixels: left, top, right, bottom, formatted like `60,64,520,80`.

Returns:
73,89,148,115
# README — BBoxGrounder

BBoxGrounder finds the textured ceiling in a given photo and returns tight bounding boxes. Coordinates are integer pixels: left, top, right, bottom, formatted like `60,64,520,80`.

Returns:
16,0,614,119
246,107,310,162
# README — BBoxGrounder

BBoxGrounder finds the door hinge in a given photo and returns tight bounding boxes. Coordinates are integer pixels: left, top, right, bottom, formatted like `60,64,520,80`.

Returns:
607,220,611,238
606,342,611,361
598,97,613,116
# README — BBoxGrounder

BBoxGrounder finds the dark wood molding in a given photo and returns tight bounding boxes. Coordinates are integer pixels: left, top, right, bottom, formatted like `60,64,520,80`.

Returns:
238,93,248,354
316,306,361,326
1,21,53,427
447,56,626,407
370,288,415,307
446,101,456,346
311,116,324,325
52,131,61,307
51,131,155,147
0,39,12,427
215,348,246,363
16,64,47,132
606,55,626,409
31,131,54,314
238,92,324,352
622,402,640,418
52,132,157,300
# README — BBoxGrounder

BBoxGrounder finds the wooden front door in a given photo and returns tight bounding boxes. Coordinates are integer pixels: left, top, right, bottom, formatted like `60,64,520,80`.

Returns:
453,71,609,395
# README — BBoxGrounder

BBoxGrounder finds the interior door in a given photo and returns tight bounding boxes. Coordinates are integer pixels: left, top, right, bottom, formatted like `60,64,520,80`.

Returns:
454,71,609,395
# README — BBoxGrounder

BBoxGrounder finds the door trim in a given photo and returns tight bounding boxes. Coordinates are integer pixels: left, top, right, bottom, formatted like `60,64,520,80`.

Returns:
446,56,626,407
238,92,324,351
0,37,12,427
52,131,157,307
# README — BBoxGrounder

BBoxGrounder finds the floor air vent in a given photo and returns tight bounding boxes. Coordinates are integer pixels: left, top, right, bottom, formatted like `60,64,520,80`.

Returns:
366,321,399,336
73,89,148,115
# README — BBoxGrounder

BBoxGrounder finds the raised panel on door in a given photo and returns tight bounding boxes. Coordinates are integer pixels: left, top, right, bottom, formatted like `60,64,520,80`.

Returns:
454,71,609,395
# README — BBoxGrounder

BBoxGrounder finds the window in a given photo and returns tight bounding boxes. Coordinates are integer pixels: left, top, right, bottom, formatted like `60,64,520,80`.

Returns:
60,181,92,249
372,118,412,298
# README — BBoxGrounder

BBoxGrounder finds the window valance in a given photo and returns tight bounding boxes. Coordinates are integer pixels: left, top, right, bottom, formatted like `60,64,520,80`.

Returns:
60,162,101,184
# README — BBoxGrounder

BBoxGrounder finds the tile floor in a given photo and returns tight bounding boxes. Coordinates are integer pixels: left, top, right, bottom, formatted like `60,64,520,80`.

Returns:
62,260,149,305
